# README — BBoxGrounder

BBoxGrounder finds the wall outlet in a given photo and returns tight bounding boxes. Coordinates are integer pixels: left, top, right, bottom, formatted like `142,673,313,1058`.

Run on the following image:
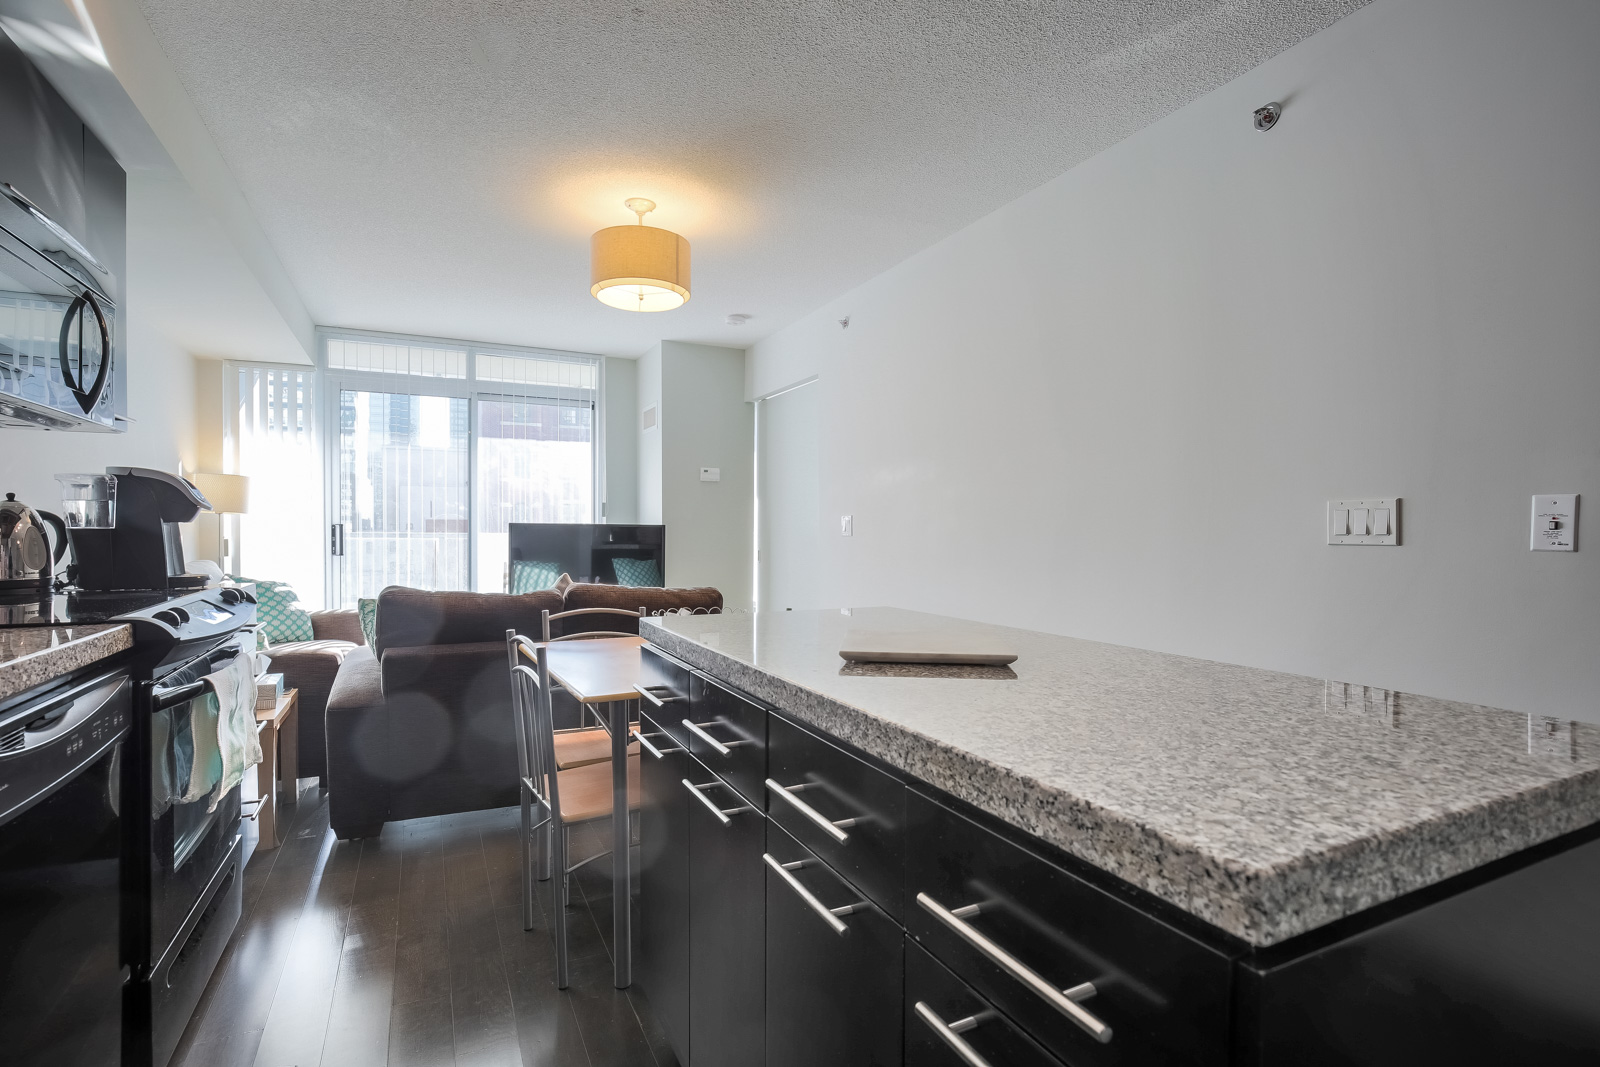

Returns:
1530,494,1577,551
700,467,720,482
840,515,852,536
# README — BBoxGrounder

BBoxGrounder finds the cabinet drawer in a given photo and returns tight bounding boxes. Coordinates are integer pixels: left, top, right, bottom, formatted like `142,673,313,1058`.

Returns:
638,644,694,749
907,790,1232,1067
686,672,768,807
765,822,903,1067
907,939,1065,1067
766,713,906,921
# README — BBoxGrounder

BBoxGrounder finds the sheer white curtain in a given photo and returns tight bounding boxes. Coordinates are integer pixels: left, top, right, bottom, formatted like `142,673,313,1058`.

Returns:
225,363,324,606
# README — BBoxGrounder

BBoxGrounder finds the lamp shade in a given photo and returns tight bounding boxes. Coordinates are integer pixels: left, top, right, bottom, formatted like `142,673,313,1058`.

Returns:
590,224,691,312
193,472,250,514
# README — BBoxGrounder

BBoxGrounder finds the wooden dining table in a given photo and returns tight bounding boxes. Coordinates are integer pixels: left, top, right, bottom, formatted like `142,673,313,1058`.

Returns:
539,635,647,989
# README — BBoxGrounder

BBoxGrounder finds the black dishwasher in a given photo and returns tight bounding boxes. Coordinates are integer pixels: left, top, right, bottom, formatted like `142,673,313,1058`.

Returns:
0,667,131,1067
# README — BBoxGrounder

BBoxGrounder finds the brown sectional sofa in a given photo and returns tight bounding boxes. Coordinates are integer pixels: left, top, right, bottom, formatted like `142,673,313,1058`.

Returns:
263,609,367,781
325,583,723,839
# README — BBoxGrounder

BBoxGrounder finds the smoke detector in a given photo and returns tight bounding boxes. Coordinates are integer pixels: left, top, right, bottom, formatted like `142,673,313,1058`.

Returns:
726,313,751,326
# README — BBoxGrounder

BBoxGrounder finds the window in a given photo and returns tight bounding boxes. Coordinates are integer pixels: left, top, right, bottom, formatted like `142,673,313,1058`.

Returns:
322,329,600,606
225,364,323,604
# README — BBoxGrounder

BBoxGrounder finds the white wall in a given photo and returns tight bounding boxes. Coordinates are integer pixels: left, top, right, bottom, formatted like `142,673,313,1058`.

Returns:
637,345,663,524
661,342,754,606
0,314,200,559
748,0,1600,723
758,380,821,612
603,356,639,523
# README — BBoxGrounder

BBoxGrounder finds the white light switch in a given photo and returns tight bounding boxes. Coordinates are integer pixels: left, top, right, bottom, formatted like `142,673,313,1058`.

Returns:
1328,498,1399,546
1530,494,1577,551
840,515,852,536
699,467,720,482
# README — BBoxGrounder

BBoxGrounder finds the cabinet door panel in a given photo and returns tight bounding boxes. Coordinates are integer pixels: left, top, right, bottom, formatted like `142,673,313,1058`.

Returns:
686,760,765,1067
765,823,901,1067
636,709,691,1063
766,713,905,920
640,645,695,749
687,673,768,807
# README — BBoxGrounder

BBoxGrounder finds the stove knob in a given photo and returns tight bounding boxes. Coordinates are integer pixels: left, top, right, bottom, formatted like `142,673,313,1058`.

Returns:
172,606,191,624
153,609,183,628
219,588,242,605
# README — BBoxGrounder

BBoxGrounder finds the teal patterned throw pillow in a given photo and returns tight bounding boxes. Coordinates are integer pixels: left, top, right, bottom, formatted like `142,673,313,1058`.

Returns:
238,578,315,647
357,597,378,647
510,559,561,593
612,557,662,588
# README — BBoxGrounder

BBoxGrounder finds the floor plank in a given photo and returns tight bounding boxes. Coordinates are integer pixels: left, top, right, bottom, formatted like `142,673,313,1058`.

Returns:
172,790,662,1067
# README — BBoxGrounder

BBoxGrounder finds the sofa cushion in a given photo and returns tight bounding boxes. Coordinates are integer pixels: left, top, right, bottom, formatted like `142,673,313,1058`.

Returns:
509,559,560,593
559,583,723,636
373,587,563,656
611,557,663,587
311,609,367,645
250,579,315,645
356,599,378,647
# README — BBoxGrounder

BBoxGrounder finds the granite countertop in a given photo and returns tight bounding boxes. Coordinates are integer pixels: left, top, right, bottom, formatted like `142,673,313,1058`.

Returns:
643,607,1600,947
0,625,134,704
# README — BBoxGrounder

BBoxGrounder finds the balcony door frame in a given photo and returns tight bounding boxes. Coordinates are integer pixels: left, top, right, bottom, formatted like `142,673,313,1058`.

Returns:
317,327,604,607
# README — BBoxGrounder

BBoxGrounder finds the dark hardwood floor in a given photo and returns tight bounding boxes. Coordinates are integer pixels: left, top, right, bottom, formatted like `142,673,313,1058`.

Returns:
172,783,675,1067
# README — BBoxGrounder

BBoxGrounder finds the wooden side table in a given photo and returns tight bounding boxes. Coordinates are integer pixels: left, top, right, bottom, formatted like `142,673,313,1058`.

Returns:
253,688,300,850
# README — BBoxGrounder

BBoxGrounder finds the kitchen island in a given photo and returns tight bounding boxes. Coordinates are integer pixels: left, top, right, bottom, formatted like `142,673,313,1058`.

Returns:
636,607,1600,1067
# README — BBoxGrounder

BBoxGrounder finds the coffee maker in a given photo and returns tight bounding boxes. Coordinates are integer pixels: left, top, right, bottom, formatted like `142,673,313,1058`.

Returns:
64,467,214,592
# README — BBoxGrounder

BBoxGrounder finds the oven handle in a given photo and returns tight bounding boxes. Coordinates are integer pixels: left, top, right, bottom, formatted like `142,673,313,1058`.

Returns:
150,647,245,711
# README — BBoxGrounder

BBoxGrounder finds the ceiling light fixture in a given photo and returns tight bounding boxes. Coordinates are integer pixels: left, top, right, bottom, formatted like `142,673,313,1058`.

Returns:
590,197,691,312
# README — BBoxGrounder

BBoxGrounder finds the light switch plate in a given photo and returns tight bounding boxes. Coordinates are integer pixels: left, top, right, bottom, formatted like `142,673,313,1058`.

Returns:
1530,494,1577,551
700,467,720,482
1328,498,1399,545
840,515,852,536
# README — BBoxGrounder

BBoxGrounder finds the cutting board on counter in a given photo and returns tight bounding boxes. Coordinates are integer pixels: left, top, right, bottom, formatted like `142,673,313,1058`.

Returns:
838,626,1018,666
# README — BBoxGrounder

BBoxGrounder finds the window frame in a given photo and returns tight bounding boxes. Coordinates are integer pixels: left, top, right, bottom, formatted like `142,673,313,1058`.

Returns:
317,326,604,605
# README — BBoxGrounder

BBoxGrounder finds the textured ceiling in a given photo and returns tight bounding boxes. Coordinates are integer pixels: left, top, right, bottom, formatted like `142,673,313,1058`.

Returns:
136,0,1364,358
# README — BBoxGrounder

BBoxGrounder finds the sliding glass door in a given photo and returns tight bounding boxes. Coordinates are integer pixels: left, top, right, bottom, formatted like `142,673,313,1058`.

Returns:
322,331,600,607
475,395,593,593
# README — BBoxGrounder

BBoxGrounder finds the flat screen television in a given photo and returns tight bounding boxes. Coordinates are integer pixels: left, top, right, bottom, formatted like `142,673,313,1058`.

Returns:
507,523,665,586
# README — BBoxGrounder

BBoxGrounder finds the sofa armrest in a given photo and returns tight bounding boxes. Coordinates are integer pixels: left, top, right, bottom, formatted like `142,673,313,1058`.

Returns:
325,645,389,838
311,609,366,645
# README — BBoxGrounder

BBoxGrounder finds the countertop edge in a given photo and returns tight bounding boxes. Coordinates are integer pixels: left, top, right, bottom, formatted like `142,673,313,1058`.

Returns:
643,619,1600,947
0,624,134,705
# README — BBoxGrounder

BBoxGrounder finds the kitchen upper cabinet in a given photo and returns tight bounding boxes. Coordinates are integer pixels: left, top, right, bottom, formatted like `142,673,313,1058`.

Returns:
764,822,902,1067
685,757,765,1067
635,708,691,1063
0,33,88,242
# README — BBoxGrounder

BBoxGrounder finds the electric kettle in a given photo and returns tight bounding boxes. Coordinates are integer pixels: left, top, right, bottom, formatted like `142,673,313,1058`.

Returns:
0,493,68,593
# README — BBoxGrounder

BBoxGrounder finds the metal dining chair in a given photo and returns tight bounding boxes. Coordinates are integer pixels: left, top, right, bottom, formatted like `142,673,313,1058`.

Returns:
505,631,640,988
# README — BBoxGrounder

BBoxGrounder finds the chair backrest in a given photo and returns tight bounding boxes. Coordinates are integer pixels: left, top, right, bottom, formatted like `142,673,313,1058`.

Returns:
541,606,643,643
505,629,557,811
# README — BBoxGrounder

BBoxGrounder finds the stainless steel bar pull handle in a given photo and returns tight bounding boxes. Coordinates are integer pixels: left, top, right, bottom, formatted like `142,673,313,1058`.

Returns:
916,892,1112,1044
762,853,866,936
914,1002,995,1067
631,728,678,760
632,684,683,707
681,780,749,824
764,777,853,844
682,718,731,757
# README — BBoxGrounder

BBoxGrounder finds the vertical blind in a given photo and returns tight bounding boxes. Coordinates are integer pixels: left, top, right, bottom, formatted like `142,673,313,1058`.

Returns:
226,364,323,605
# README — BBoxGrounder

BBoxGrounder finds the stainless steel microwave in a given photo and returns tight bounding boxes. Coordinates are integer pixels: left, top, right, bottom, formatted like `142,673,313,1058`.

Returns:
0,181,123,432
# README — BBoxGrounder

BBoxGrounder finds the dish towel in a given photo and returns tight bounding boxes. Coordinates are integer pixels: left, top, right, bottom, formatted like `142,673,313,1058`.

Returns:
178,694,222,805
202,650,263,812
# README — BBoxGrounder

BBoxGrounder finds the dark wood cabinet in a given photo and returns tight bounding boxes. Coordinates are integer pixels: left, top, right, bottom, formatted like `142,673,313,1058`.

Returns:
639,646,695,750
765,712,906,921
685,757,765,1067
906,789,1232,1067
0,33,88,239
636,708,691,1063
906,938,1065,1067
1241,833,1600,1067
687,672,768,806
764,822,903,1067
